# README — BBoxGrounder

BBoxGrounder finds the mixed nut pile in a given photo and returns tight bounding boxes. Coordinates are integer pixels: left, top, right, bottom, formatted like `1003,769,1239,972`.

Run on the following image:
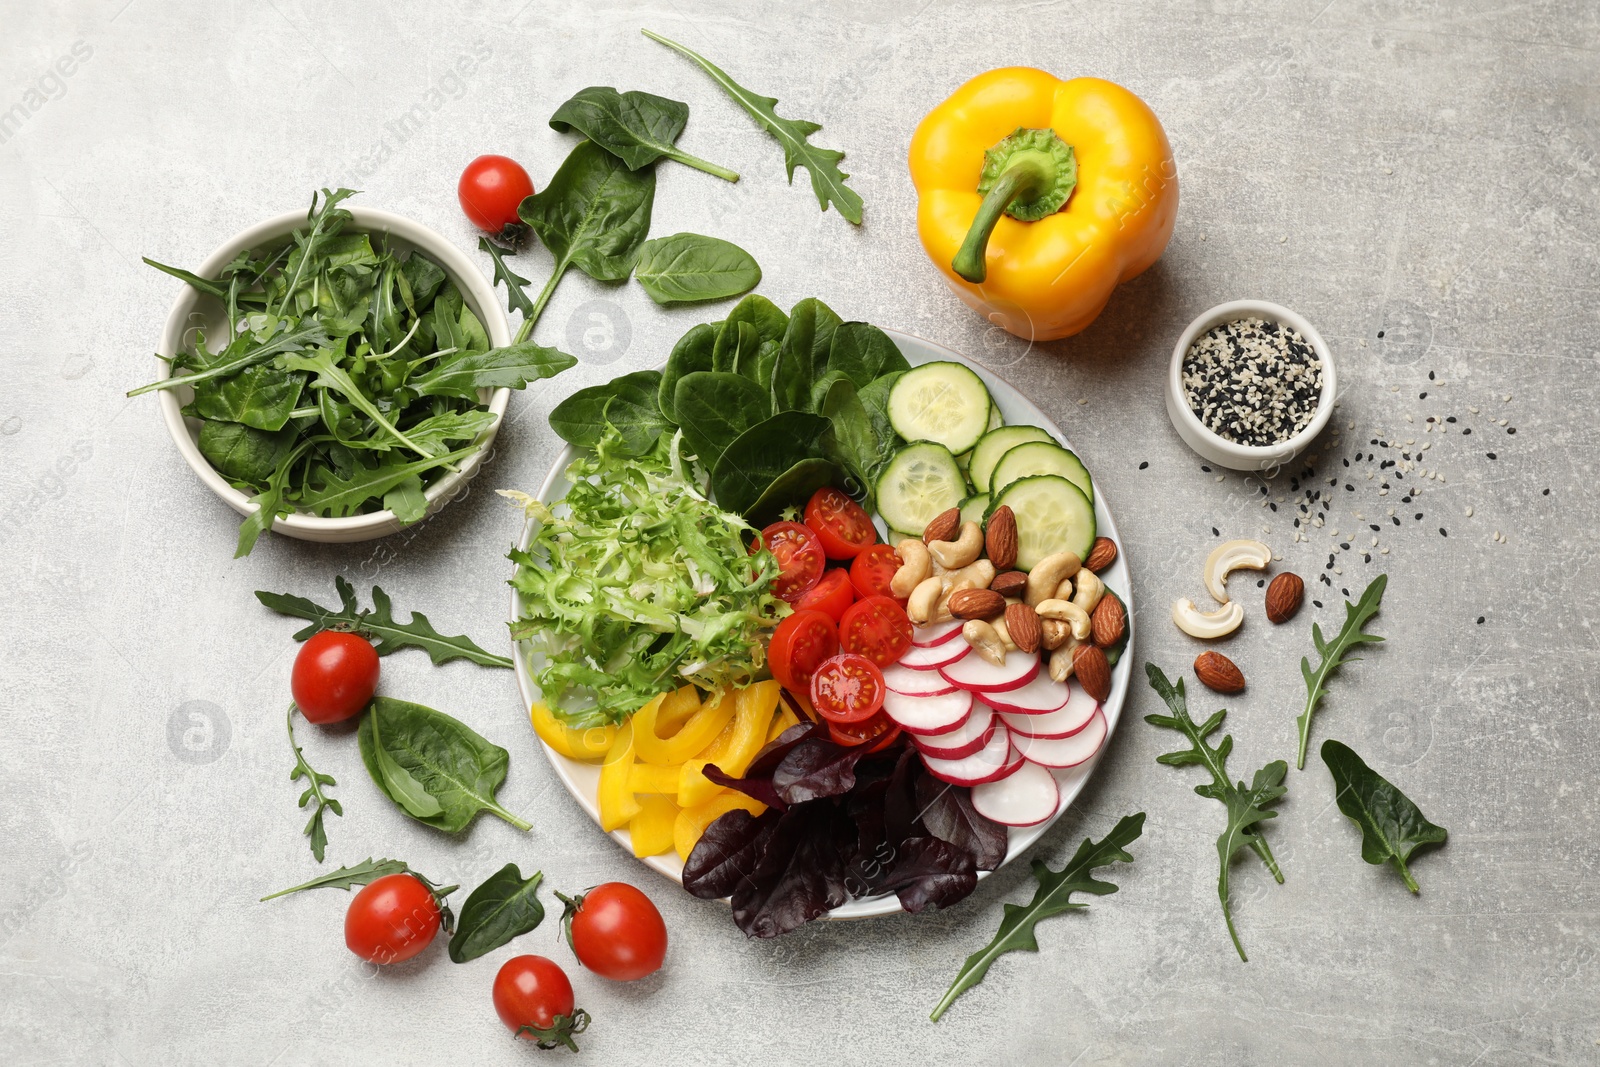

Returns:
1170,537,1305,693
890,506,1125,702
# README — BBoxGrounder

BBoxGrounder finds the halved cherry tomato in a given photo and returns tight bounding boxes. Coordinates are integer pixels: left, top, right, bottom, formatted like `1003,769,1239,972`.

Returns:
804,487,877,560
794,568,856,622
767,610,839,696
753,521,825,603
838,596,914,667
849,543,904,603
827,709,898,748
809,653,886,724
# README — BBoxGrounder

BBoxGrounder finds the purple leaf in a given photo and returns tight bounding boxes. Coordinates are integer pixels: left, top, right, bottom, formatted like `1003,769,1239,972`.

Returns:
682,808,780,900
879,836,979,913
772,738,872,805
915,772,1009,871
705,721,823,810
731,802,854,938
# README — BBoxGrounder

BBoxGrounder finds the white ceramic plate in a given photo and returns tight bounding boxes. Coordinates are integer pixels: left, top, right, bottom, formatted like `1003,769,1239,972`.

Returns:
508,329,1135,920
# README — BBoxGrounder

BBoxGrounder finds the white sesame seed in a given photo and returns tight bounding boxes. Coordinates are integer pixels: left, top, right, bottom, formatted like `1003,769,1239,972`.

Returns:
1465,506,1473,516
1504,394,1512,402
1381,547,1390,555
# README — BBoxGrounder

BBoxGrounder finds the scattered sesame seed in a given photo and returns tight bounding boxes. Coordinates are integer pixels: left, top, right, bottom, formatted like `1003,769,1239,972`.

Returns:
1139,461,1149,469
1477,616,1484,624
1465,507,1473,516
1440,528,1448,536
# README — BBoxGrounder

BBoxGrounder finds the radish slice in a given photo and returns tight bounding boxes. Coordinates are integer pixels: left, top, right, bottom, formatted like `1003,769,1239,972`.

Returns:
939,649,1040,693
913,704,995,759
912,620,964,648
898,639,970,671
884,663,960,696
982,673,1070,715
882,688,972,736
919,725,1020,786
1013,708,1107,768
998,687,1097,739
971,760,1061,827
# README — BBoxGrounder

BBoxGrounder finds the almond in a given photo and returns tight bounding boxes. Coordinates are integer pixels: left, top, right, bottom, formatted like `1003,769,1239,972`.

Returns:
923,507,960,544
948,587,1005,621
1091,595,1126,648
1194,650,1246,693
990,570,1028,598
984,506,1019,570
1084,537,1118,572
1265,572,1305,624
1005,602,1041,654
1073,644,1111,702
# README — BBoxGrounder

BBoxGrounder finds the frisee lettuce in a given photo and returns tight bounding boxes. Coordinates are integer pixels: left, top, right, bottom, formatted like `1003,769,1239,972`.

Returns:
506,427,789,727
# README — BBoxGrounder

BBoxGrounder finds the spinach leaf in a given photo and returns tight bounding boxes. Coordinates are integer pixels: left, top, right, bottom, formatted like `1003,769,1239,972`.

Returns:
930,813,1145,1021
255,575,513,668
410,340,578,400
198,421,294,485
1297,574,1387,768
1322,739,1447,893
723,293,789,348
549,85,738,181
448,864,545,963
828,321,910,387
548,369,667,454
673,371,770,473
657,322,717,423
712,319,760,374
858,372,903,451
235,439,314,558
709,410,831,517
519,138,655,288
477,237,536,321
357,697,532,833
297,446,478,517
634,233,761,305
746,458,839,527
191,364,305,430
285,704,341,862
400,252,447,309
819,376,891,506
770,297,840,412
643,30,863,224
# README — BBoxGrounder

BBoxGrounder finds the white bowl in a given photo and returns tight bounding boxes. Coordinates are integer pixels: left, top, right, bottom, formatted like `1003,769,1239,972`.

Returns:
1165,299,1336,473
509,328,1136,921
151,206,512,545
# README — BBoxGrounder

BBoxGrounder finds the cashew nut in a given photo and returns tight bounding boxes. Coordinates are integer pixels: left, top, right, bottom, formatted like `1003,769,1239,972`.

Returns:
962,619,1008,666
1041,618,1072,650
1025,551,1082,607
928,521,983,569
1072,568,1105,614
1036,598,1093,641
1048,637,1082,682
945,558,995,593
890,539,932,597
907,575,944,624
990,613,1019,652
1054,577,1075,601
1171,597,1245,639
1204,539,1272,604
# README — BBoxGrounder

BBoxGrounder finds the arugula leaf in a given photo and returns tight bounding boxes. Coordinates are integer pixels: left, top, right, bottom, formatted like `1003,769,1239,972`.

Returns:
1297,574,1387,768
634,232,761,305
410,341,578,400
548,369,669,455
1145,664,1285,962
277,188,359,314
382,409,497,457
549,85,738,180
285,704,341,863
1322,739,1447,893
477,237,536,321
297,447,477,517
127,320,331,397
382,475,428,524
281,349,434,456
448,864,545,963
254,576,513,669
259,854,459,932
657,322,718,424
357,697,532,833
930,812,1145,1021
643,30,863,224
142,255,227,298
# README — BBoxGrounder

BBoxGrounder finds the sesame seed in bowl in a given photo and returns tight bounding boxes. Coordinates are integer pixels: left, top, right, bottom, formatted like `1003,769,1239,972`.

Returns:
1165,300,1337,472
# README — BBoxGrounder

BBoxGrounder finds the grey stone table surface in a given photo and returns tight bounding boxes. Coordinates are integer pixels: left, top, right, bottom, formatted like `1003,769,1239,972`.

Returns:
3,1,1596,1064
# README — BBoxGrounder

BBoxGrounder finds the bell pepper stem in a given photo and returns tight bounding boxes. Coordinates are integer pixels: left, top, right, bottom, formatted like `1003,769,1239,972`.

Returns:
952,154,1057,284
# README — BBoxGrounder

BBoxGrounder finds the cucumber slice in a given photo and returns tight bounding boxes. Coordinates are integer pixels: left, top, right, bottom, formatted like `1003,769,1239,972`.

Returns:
986,405,1003,432
991,474,1096,569
990,441,1094,504
969,425,1053,494
887,361,993,455
959,492,990,526
875,442,967,535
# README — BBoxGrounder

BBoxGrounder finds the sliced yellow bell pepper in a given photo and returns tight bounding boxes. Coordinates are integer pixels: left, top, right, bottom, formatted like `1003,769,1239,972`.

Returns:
655,684,703,737
766,701,801,744
629,794,680,858
529,701,617,761
598,720,643,832
634,687,737,765
674,791,768,863
628,762,682,795
678,681,780,807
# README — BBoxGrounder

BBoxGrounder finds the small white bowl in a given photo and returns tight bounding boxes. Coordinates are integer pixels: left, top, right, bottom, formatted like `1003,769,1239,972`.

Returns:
1165,299,1336,473
151,206,512,545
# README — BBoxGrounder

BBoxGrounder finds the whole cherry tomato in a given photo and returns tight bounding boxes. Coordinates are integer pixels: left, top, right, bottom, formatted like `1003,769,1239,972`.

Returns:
562,882,668,981
292,630,380,724
344,873,440,964
803,486,877,559
458,154,534,233
493,955,589,1050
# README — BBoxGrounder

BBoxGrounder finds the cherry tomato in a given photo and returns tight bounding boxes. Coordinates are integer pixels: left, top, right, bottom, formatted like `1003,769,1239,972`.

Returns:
292,631,380,724
767,610,839,695
838,596,914,667
849,543,904,603
344,874,440,965
458,154,534,233
809,653,887,724
827,709,899,748
753,521,825,603
563,882,668,981
493,955,589,1050
794,568,856,622
803,487,877,559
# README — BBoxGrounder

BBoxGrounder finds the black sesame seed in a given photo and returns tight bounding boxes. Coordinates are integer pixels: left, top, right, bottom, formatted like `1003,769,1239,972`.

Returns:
1341,588,1349,597
1313,600,1324,608
1487,452,1497,460
1428,370,1435,380
1439,528,1448,536
1477,616,1485,624
1342,459,1350,468
1201,465,1212,473
1420,392,1427,399
1363,553,1371,562
1377,331,1385,338
1463,428,1472,435
1543,488,1550,496
1257,579,1265,588
1370,524,1380,531
1415,513,1423,520
1446,416,1456,423
1340,542,1350,551
1139,461,1149,469
1212,527,1219,537
1345,484,1354,491
1392,517,1400,525
1507,427,1516,434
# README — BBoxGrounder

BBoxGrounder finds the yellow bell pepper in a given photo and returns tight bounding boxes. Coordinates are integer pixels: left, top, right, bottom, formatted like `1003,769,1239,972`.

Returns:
633,687,737,765
628,762,682,795
529,700,617,761
629,794,680,858
909,68,1177,341
678,681,781,807
766,701,801,744
655,684,703,737
597,720,644,832
674,792,768,863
